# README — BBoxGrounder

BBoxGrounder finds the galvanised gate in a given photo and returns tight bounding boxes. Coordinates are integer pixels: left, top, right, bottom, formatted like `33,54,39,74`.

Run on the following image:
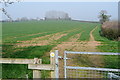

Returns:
63,51,120,79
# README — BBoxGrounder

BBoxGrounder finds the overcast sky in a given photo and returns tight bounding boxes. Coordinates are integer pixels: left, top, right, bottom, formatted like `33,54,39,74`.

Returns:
1,2,118,21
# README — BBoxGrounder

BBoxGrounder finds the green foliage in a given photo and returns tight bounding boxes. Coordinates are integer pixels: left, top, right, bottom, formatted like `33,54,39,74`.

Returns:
98,10,111,24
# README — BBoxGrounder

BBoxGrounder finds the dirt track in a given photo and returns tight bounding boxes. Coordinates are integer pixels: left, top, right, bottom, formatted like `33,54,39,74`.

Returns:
14,26,103,78
52,26,103,78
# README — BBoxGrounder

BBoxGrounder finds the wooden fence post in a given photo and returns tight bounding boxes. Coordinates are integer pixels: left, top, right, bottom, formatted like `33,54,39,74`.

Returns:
50,51,55,78
33,70,41,78
50,50,59,78
33,58,42,78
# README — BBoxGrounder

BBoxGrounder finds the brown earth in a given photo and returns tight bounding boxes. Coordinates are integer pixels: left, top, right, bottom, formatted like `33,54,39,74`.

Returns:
67,32,83,42
12,26,103,78
52,26,103,78
15,28,80,47
16,32,67,47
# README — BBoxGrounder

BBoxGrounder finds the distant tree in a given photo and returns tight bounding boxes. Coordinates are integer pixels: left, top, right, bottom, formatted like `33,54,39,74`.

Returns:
98,10,111,24
45,10,71,20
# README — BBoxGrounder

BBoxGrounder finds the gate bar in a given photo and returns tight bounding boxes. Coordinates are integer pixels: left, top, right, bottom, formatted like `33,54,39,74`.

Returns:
55,50,59,78
66,66,120,72
64,51,67,78
65,51,120,55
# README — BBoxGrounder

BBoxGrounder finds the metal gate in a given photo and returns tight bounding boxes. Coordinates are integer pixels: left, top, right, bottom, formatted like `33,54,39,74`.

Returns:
64,51,120,79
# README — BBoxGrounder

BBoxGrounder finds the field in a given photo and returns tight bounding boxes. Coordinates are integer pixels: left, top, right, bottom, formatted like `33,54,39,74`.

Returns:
2,20,119,78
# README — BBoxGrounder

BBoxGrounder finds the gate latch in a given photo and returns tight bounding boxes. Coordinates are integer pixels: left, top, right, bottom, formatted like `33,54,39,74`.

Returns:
58,56,71,60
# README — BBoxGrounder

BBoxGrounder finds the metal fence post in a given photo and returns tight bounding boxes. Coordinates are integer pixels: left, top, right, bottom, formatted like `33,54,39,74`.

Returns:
55,50,59,78
50,50,59,78
64,51,67,78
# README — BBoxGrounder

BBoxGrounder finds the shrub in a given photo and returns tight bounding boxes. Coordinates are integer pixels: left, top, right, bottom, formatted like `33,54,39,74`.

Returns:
100,21,120,40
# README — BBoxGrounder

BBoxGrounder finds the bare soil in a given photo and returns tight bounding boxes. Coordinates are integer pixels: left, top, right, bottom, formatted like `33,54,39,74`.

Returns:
15,28,79,47
13,26,103,78
52,26,103,78
16,32,67,47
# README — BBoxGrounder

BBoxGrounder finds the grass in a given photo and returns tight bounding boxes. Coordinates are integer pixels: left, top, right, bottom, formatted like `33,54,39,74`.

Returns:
78,23,98,41
2,64,32,79
2,20,119,78
2,45,54,78
3,20,99,43
0,64,1,79
104,55,119,69
92,25,119,69
2,20,100,79
92,25,119,53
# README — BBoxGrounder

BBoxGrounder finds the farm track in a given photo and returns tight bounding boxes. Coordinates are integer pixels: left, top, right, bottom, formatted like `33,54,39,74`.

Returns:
3,25,103,78
51,26,103,78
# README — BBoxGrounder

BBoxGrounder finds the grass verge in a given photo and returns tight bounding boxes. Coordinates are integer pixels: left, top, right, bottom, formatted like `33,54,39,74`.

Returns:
2,45,54,78
92,25,119,69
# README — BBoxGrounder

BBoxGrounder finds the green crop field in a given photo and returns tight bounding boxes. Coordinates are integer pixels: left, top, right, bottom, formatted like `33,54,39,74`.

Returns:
2,20,119,78
3,20,98,42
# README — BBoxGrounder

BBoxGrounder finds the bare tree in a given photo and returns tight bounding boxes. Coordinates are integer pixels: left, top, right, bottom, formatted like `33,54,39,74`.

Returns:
0,0,21,21
98,10,111,24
